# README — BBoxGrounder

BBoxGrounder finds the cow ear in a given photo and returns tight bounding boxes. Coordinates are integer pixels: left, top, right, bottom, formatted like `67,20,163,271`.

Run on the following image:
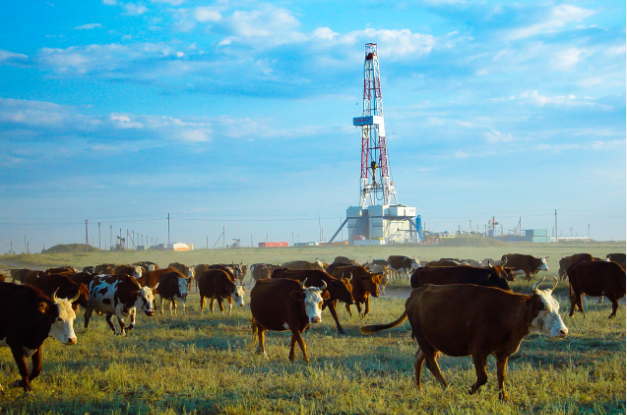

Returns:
290,291,305,301
321,291,331,300
38,301,49,313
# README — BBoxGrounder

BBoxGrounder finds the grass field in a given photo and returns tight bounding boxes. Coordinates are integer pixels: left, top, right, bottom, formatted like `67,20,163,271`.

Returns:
0,242,624,414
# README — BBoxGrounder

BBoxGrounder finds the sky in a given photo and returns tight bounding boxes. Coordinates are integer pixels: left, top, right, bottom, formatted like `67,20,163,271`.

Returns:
0,0,625,252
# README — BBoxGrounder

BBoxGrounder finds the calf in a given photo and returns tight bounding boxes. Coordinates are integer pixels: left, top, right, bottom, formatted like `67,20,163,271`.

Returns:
332,265,382,318
168,262,196,289
250,278,328,362
85,275,157,335
198,269,245,315
0,283,78,393
568,260,626,318
361,278,567,401
157,271,190,316
272,269,354,334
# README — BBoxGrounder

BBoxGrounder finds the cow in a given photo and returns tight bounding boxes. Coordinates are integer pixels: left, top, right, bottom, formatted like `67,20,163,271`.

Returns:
272,269,354,334
606,253,626,263
281,260,325,271
94,264,116,275
30,274,90,311
410,265,512,291
45,266,77,274
82,266,95,274
168,262,197,291
0,272,6,282
239,264,249,285
360,277,568,401
0,282,78,393
501,253,548,281
67,271,97,287
388,255,420,280
371,258,389,266
135,267,178,289
481,258,500,267
85,275,157,335
460,259,482,267
197,269,245,316
16,269,45,285
113,264,143,279
567,260,626,318
334,256,356,265
424,259,462,267
156,271,190,316
332,265,382,318
248,263,281,288
558,253,594,280
133,261,159,272
325,261,354,276
249,278,328,362
364,263,391,295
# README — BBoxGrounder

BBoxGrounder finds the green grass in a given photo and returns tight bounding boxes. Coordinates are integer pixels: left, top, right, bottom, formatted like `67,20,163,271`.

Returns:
0,243,624,414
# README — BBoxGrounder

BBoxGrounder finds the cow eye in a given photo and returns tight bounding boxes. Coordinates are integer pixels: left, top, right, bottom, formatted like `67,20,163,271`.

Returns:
57,317,62,321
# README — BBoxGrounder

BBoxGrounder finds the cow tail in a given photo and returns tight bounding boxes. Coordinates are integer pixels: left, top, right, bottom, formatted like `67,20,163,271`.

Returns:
360,311,408,335
247,316,259,350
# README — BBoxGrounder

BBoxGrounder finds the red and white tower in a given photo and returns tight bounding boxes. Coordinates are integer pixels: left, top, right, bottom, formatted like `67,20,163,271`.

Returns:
353,43,398,208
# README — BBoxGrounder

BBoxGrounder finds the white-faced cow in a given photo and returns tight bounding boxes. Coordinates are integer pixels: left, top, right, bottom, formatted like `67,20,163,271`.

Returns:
198,269,245,315
361,277,568,401
249,278,328,362
156,271,190,316
0,282,78,393
501,253,548,281
85,275,157,335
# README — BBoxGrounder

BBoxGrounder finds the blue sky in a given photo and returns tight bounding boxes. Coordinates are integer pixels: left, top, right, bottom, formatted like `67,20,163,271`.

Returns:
0,0,624,252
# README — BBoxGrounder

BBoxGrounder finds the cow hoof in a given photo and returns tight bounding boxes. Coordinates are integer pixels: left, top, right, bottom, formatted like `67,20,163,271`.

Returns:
338,330,347,335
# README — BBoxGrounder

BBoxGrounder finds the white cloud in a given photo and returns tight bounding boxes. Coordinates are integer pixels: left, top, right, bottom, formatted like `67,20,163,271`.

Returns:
180,129,210,142
508,5,596,40
74,23,102,30
151,0,184,5
218,5,303,46
124,3,148,15
520,90,580,106
454,150,468,158
551,47,584,71
0,49,28,64
110,114,143,129
102,0,116,5
485,128,514,143
194,7,221,23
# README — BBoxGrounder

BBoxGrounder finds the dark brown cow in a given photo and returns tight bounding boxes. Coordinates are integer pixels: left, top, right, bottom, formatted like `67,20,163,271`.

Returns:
66,271,97,287
168,262,196,280
272,269,354,334
136,267,178,289
326,261,354,276
501,253,548,281
606,253,626,263
0,282,78,392
13,269,45,285
361,278,568,401
567,260,626,318
248,263,281,287
333,256,356,265
332,265,382,318
197,269,245,315
410,266,512,291
558,253,594,279
425,259,462,267
45,266,77,274
156,271,190,316
30,274,90,311
249,278,328,362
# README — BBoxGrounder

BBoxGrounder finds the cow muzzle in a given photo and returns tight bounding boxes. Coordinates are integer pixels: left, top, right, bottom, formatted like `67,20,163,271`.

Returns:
310,316,321,323
559,328,568,338
66,337,77,346
145,310,155,316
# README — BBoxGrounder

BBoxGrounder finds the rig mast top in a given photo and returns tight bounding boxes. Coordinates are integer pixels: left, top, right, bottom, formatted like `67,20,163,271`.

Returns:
353,43,398,208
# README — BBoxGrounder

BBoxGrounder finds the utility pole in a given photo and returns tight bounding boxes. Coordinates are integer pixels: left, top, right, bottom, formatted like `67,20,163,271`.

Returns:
251,235,253,248
167,213,171,246
98,222,101,250
85,219,89,247
554,209,558,245
110,225,113,250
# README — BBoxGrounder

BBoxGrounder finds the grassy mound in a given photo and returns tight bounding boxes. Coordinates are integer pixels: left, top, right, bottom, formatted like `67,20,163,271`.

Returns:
42,244,100,254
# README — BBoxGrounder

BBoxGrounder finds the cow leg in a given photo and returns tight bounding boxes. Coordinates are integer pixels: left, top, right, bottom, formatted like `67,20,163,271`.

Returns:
210,298,216,313
9,345,32,392
326,300,346,334
496,354,509,401
363,296,370,319
355,301,363,316
423,349,448,389
217,298,225,314
345,303,353,317
160,297,165,315
200,296,206,315
609,296,619,318
127,308,136,331
525,272,531,282
105,313,118,333
469,353,489,395
227,296,233,316
414,349,426,390
84,305,95,329
290,329,309,363
256,327,269,360
28,348,43,384
169,299,174,316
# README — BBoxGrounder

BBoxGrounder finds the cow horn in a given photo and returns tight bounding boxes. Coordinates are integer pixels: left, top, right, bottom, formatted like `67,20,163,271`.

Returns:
346,272,353,281
549,277,558,292
532,277,546,293
501,257,507,266
51,288,59,302
70,291,81,303
318,281,327,291
300,278,308,289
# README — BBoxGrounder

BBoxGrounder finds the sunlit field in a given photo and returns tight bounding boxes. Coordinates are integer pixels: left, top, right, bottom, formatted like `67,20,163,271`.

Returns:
0,241,624,414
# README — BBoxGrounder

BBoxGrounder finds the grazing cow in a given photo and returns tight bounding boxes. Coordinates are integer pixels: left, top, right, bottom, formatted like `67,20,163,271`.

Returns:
567,260,626,318
410,266,512,291
45,266,77,274
30,274,90,311
272,269,354,334
558,253,594,280
249,278,328,362
281,260,325,271
388,255,420,279
85,275,157,335
361,278,568,401
15,269,45,285
332,265,382,318
365,263,391,295
198,269,245,315
0,282,78,393
94,264,116,275
157,271,190,316
501,253,548,281
113,264,143,279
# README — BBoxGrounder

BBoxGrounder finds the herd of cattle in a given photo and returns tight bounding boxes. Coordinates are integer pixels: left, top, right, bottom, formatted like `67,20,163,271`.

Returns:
0,251,624,400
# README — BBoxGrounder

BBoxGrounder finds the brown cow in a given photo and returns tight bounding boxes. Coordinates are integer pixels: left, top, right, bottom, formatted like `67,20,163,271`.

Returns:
157,271,190,316
272,269,354,334
568,260,626,318
361,278,568,401
113,264,143,279
281,260,325,271
332,265,382,318
45,266,77,274
424,259,462,267
606,253,626,263
410,265,512,292
30,274,90,311
12,269,45,285
558,253,594,280
135,267,178,312
248,263,281,288
501,253,548,281
168,262,196,280
249,278,328,362
94,264,116,275
197,269,245,315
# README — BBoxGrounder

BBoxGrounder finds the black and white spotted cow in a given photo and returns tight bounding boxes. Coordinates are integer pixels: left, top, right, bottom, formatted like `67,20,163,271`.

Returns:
388,255,420,280
85,275,157,335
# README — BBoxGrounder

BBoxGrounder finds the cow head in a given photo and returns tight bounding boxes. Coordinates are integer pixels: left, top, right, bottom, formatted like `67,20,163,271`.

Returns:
558,258,567,278
291,279,328,323
49,289,79,345
329,277,354,305
363,272,383,297
135,284,158,316
539,257,549,271
529,277,568,338
132,266,143,280
231,284,246,308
